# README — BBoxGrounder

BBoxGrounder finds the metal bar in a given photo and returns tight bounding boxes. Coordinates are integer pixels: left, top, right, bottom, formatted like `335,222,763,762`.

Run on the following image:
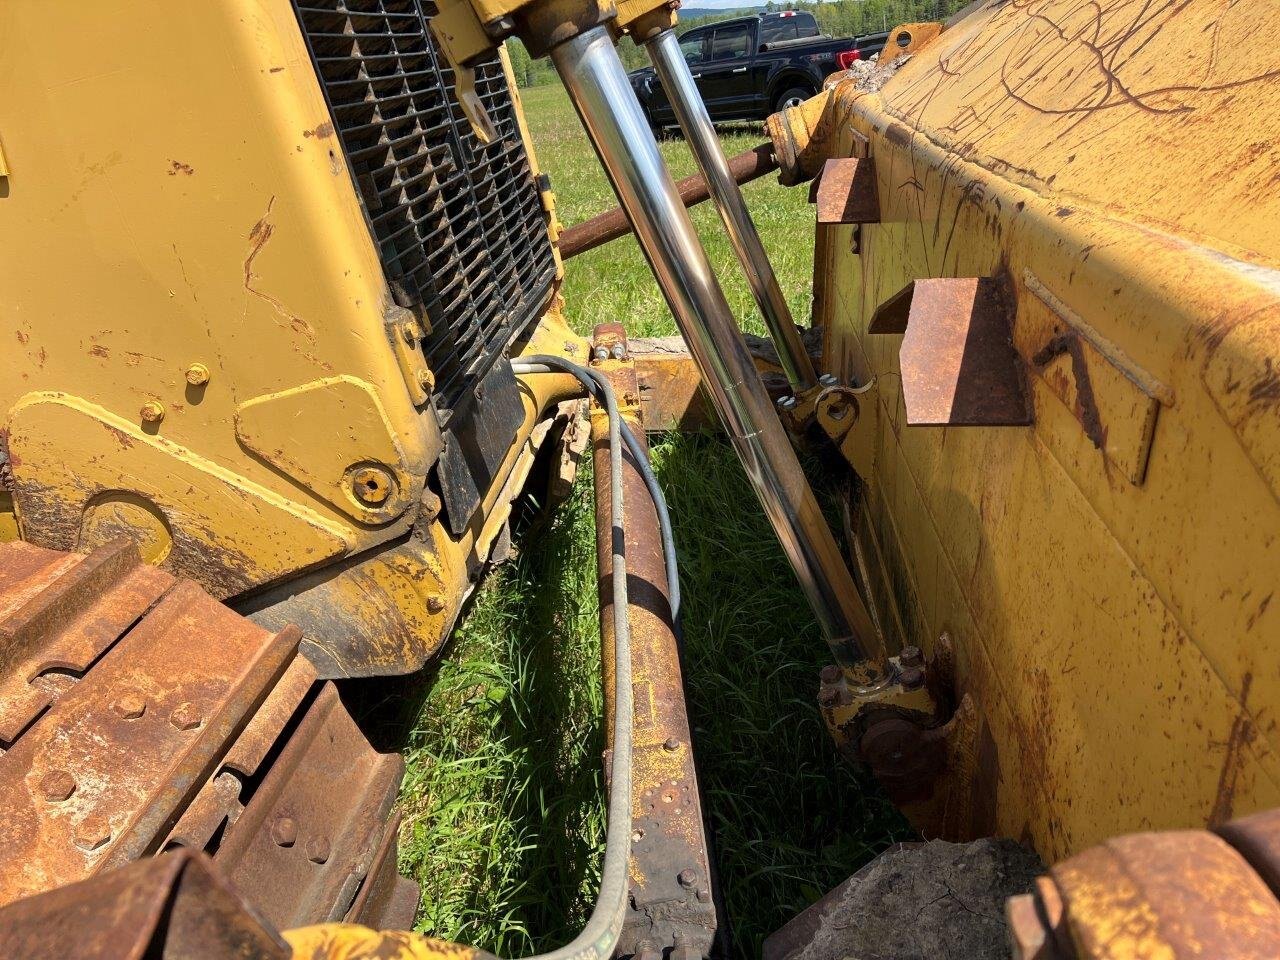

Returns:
588,328,718,957
558,143,777,259
549,27,882,675
645,29,817,391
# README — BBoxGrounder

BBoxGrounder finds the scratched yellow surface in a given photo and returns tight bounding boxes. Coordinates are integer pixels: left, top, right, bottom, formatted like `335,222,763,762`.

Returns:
814,0,1280,861
0,2,582,676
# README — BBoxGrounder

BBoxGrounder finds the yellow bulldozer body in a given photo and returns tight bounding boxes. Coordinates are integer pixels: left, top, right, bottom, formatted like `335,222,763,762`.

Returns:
1,1,1279,958
798,0,1280,861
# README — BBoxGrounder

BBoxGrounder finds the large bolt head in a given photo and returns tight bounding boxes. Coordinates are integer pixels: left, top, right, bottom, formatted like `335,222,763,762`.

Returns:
40,770,77,803
305,837,331,864
419,490,442,520
139,401,165,424
185,363,211,386
112,693,146,719
74,816,112,852
169,702,203,731
677,868,697,888
270,816,298,847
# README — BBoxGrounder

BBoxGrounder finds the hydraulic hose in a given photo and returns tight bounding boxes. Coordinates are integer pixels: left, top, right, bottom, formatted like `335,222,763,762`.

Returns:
513,357,682,619
508,355,633,960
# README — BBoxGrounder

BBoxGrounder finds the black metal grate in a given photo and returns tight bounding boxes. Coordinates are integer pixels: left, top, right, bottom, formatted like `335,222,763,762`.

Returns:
293,0,557,417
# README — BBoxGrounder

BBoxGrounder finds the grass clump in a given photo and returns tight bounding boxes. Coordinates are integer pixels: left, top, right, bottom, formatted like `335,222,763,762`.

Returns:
399,476,606,956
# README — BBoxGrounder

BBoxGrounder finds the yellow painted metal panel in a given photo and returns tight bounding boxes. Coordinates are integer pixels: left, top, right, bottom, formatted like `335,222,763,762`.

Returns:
0,0,433,592
815,0,1280,862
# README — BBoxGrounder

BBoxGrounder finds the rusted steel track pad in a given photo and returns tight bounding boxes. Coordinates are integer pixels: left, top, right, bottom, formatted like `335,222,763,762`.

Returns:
0,849,289,960
0,540,416,929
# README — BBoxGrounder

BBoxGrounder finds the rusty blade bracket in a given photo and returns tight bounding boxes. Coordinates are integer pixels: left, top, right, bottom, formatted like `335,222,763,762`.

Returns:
810,157,880,225
868,277,1032,427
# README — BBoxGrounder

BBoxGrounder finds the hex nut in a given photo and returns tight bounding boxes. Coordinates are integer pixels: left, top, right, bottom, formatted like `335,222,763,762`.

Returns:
899,666,925,690
900,645,923,668
140,401,165,424
40,769,77,803
112,693,146,720
305,837,331,864
416,368,435,393
677,868,697,888
185,363,211,386
426,593,446,614
169,702,203,731
351,466,394,506
270,816,298,847
696,888,711,903
74,816,112,852
419,490,442,521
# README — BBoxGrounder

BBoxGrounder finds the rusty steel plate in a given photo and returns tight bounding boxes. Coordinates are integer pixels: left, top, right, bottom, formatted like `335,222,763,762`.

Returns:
0,540,416,931
0,569,299,906
213,681,407,929
812,158,880,225
164,656,318,852
0,539,173,745
0,849,288,960
870,278,1032,427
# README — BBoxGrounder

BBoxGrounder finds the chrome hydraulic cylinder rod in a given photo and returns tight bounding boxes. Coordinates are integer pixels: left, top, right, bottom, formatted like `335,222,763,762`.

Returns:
550,26,881,673
645,28,817,391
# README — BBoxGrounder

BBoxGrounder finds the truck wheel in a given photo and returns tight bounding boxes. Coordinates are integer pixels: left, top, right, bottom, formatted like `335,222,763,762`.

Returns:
774,86,813,112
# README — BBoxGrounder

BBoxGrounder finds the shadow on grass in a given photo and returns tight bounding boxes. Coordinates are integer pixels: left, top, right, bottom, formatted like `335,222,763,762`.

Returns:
391,433,911,957
654,433,913,957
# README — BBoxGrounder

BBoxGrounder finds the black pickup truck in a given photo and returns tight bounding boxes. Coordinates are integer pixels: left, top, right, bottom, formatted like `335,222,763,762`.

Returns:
629,12,879,133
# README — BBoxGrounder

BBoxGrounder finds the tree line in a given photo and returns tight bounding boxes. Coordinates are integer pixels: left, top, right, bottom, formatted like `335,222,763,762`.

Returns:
504,0,972,88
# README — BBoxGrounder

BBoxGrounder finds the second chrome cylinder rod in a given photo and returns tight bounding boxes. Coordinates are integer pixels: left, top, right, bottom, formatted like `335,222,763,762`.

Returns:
645,27,816,391
550,26,881,675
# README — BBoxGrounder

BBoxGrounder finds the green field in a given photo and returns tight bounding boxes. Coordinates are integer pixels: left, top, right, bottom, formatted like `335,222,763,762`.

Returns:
396,82,908,958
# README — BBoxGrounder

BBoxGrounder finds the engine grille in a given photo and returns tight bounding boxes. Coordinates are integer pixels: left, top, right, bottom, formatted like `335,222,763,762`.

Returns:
292,0,557,416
